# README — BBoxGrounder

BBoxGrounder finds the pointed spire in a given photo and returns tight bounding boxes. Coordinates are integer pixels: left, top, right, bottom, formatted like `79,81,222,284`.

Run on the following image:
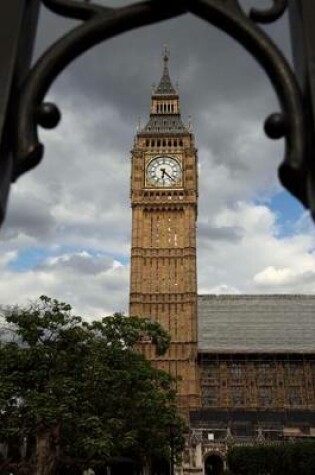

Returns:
153,45,177,96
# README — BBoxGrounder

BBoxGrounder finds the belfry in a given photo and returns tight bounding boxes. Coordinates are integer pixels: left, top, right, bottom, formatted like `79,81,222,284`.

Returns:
129,48,200,413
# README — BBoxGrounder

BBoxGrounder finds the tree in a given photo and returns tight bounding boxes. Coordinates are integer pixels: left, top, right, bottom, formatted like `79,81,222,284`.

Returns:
0,296,185,475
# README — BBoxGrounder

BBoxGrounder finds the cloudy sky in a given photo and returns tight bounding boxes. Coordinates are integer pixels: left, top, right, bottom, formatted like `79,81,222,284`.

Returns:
0,0,314,318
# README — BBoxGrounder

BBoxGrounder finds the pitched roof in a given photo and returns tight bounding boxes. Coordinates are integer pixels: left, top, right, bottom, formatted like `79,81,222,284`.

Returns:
140,114,188,135
197,294,315,353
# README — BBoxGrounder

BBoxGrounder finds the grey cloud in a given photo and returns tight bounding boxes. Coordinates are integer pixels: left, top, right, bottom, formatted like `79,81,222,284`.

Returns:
36,2,291,125
198,222,243,243
1,193,56,241
38,253,114,275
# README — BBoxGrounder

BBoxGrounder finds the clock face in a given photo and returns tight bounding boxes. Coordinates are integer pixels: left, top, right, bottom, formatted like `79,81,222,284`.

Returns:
146,156,182,187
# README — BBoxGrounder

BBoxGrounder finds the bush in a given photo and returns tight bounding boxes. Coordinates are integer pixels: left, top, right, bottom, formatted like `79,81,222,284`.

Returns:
227,442,315,475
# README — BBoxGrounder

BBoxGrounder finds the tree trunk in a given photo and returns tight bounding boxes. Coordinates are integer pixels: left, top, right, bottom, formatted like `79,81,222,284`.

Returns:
34,424,60,475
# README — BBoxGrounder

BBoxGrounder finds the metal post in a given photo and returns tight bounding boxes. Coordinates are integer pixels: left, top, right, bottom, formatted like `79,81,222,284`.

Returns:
288,0,315,213
0,0,40,224
170,450,174,475
169,425,175,475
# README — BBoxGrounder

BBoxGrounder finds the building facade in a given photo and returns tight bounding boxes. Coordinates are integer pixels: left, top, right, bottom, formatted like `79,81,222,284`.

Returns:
129,54,315,475
189,295,315,474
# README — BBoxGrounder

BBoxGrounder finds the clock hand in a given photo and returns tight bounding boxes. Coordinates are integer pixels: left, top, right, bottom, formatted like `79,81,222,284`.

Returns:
163,170,176,182
160,168,166,178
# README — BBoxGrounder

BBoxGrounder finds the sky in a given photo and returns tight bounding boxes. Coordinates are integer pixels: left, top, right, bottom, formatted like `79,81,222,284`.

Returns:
0,0,314,318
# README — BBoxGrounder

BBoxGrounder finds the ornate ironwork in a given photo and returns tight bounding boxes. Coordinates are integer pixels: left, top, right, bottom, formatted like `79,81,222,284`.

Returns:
13,0,310,214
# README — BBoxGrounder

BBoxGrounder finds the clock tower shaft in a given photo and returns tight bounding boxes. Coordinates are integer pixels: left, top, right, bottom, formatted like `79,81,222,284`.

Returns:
129,51,200,412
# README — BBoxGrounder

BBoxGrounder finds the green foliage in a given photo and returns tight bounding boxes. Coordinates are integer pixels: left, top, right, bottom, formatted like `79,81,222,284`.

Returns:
0,296,184,469
227,442,315,475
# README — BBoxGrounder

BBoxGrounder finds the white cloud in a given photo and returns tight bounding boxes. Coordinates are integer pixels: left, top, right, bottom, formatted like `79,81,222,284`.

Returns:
0,250,129,318
198,201,315,295
253,266,315,287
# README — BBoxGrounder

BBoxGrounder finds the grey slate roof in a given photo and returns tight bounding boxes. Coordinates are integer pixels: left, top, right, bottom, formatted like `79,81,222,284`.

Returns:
197,294,315,353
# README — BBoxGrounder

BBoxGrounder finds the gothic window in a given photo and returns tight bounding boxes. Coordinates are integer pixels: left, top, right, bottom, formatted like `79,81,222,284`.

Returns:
157,140,161,147
286,362,302,379
288,387,302,406
231,363,242,381
179,139,183,147
163,140,166,147
151,140,155,147
258,386,273,407
201,363,220,384
258,362,273,384
231,386,245,407
174,139,177,147
202,386,217,407
168,140,172,147
146,140,149,147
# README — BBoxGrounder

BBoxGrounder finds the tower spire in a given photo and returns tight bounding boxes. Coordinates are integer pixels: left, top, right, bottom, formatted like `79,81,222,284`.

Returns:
153,45,177,96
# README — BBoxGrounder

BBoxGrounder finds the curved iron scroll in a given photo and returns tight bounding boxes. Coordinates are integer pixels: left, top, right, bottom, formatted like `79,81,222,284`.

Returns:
14,0,308,211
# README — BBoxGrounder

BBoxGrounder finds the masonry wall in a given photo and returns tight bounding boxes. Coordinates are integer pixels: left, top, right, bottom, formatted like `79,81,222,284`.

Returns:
200,353,315,410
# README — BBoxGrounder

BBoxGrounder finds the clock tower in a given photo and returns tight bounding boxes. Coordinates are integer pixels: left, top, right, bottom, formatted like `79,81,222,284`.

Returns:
130,50,200,412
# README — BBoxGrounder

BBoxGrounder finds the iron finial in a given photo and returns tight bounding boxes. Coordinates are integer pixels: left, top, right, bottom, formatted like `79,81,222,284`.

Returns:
163,44,170,64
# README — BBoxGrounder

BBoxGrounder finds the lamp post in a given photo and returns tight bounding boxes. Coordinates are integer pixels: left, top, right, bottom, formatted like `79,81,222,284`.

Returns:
288,0,315,216
169,424,177,475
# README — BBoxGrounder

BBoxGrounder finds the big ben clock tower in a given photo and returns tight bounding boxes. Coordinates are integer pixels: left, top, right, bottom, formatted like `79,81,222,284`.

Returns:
130,49,200,412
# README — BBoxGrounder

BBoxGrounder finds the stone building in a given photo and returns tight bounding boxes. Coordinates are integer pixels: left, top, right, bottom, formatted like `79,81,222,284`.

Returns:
129,51,315,475
189,294,315,474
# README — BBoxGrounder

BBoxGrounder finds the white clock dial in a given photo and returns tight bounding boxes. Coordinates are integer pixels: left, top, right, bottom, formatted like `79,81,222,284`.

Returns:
146,156,182,187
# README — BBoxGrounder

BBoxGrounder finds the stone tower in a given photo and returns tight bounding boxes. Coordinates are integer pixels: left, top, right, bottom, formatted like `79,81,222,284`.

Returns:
129,49,200,413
